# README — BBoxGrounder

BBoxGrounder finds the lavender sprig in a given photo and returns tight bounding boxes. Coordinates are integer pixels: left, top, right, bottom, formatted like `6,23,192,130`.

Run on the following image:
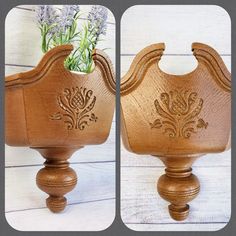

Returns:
36,5,109,73
36,5,58,52
36,5,57,26
58,5,80,33
87,5,108,48
65,6,109,72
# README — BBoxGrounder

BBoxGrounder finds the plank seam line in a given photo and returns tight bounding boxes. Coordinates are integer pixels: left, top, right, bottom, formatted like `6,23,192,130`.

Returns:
5,197,115,213
15,6,33,11
125,221,228,225
5,64,35,68
121,165,230,168
5,160,115,168
14,6,115,25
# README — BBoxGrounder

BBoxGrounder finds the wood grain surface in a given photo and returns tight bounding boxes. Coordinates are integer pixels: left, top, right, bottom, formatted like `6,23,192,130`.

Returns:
6,162,115,212
121,4,231,230
5,42,115,213
121,42,231,221
5,5,115,231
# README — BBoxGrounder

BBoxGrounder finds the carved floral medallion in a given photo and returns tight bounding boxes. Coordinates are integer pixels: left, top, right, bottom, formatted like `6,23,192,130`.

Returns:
50,86,98,130
150,90,208,138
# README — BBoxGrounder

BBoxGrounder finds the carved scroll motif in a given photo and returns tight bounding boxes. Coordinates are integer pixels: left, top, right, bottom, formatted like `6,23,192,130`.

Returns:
150,90,208,138
50,87,98,130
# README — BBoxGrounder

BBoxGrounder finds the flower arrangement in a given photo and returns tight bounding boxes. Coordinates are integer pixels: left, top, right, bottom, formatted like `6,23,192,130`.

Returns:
36,5,108,73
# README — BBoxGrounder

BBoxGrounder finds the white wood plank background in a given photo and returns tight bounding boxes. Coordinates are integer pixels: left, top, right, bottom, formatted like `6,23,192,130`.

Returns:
121,5,231,231
121,5,230,55
5,5,115,74
5,5,115,231
6,199,115,231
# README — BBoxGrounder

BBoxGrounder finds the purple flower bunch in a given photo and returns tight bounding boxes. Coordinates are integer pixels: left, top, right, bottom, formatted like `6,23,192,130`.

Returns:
88,5,108,41
36,5,109,73
57,5,80,34
36,5,57,27
36,5,80,37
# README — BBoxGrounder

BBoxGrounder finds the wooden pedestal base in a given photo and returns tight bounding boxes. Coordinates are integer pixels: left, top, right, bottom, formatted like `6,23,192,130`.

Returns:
32,147,81,213
156,155,200,221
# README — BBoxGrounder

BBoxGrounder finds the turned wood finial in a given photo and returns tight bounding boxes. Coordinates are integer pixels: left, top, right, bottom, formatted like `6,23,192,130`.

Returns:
121,42,231,221
34,147,79,213
5,45,115,213
157,156,200,221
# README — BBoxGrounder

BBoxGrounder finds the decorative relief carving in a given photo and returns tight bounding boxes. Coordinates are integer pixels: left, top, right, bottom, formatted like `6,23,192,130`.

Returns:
50,87,98,130
150,90,208,138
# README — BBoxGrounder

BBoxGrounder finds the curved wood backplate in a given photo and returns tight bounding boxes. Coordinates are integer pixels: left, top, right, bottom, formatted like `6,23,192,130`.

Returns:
121,42,231,221
121,42,231,156
5,44,115,147
5,45,115,213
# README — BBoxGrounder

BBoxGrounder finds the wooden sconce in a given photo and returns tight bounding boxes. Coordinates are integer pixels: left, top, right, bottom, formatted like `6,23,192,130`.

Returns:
5,45,115,213
121,43,231,221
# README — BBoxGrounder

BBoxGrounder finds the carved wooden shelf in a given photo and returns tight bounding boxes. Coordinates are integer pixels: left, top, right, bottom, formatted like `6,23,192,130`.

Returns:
5,45,115,213
121,42,231,221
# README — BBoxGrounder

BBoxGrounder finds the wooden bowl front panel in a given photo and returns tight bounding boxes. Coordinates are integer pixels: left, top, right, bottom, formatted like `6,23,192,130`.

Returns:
5,46,115,148
121,61,231,156
21,67,115,147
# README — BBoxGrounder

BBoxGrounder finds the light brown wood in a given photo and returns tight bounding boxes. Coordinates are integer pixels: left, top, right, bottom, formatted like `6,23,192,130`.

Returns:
5,44,115,213
35,147,78,213
121,42,231,221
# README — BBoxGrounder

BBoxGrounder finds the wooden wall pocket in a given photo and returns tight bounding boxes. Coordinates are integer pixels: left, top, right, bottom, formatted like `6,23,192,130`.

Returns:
5,45,115,213
121,43,231,221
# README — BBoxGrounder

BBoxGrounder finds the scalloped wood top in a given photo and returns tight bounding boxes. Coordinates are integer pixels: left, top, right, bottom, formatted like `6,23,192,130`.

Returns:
5,45,115,147
5,44,116,93
121,42,230,94
121,43,231,156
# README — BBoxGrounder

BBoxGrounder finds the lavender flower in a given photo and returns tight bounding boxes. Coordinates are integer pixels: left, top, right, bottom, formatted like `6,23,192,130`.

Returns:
88,5,108,37
58,5,80,32
36,5,57,27
36,5,109,73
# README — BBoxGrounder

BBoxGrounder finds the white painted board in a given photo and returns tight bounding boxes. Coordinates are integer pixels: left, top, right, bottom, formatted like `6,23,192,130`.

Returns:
121,5,231,54
6,199,115,231
5,7,115,70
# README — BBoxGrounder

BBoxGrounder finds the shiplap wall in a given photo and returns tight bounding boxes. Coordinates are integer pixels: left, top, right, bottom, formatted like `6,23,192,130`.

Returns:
120,5,231,231
5,5,115,231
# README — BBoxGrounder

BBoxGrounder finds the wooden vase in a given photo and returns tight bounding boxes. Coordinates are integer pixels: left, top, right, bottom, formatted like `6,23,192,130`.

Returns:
121,42,231,221
5,45,115,213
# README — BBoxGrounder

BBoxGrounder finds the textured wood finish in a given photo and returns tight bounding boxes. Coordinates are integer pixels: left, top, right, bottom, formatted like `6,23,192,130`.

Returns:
5,45,115,213
121,42,231,221
5,161,116,230
157,155,200,221
121,155,230,228
35,147,78,212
